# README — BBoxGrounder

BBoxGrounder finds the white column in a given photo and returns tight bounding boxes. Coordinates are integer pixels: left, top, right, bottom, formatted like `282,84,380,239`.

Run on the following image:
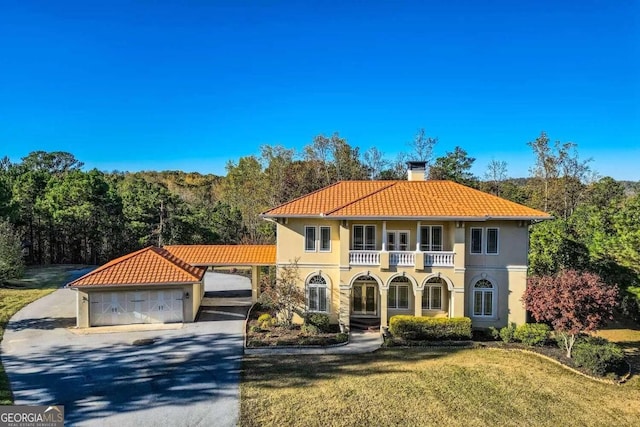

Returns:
382,221,387,251
416,221,421,251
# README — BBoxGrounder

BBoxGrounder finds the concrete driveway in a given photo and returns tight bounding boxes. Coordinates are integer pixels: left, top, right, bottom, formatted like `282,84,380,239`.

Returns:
0,272,252,427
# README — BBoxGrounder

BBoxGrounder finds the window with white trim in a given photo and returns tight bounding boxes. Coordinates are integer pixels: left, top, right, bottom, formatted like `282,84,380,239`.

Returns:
388,276,410,309
470,227,482,254
420,225,443,251
304,226,332,252
307,275,328,312
486,228,499,254
470,227,499,254
353,225,376,250
320,226,331,252
472,279,494,317
387,230,409,251
422,277,443,310
304,226,316,252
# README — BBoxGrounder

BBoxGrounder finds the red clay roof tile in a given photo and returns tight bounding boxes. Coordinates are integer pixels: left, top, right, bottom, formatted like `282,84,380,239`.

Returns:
262,180,551,219
68,246,205,288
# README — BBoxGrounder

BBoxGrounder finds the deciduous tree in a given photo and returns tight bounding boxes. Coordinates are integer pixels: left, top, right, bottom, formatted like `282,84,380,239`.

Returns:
258,259,305,326
523,270,618,358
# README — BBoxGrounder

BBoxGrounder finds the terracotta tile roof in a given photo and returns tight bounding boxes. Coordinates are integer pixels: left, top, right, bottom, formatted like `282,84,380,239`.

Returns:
262,180,551,219
68,246,205,288
163,245,276,266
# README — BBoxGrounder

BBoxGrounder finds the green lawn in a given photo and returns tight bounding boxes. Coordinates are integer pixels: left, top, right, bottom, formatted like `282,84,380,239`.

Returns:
0,265,84,405
241,347,640,427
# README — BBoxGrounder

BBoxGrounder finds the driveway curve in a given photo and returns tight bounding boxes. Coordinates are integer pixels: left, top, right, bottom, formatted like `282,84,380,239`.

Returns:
1,272,251,427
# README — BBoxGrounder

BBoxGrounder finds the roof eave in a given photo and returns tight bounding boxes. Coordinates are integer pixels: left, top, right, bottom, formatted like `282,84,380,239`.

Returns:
67,280,203,289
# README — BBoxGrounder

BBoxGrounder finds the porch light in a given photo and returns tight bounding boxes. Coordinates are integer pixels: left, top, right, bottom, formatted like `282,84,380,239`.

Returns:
185,292,190,300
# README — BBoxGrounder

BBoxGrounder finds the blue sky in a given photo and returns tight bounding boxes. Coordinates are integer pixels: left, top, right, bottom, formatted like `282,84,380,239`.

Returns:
1,1,638,179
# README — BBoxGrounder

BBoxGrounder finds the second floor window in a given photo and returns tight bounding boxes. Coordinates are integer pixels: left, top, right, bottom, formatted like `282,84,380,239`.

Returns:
353,225,376,250
304,226,316,251
387,231,409,251
305,226,331,252
470,227,499,254
420,225,443,251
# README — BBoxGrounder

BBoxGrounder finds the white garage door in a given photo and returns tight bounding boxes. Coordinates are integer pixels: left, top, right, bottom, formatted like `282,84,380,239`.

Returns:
90,290,184,326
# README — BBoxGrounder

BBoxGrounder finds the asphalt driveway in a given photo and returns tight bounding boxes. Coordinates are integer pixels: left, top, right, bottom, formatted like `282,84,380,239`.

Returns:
0,272,252,427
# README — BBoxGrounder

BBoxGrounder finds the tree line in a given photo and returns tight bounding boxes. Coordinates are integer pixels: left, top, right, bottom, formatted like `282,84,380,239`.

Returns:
1,131,639,306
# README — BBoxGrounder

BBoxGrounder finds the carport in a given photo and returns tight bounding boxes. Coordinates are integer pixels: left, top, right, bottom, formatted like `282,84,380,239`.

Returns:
163,245,276,303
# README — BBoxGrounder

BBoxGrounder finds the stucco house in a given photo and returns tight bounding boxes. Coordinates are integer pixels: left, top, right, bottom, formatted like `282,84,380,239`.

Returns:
69,162,550,329
260,162,551,330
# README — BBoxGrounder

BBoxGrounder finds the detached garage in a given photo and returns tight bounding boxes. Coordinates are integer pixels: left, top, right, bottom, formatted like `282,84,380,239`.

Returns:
68,246,205,328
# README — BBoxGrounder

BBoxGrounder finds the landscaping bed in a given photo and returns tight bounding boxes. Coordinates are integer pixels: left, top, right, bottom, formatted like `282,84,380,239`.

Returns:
245,304,348,347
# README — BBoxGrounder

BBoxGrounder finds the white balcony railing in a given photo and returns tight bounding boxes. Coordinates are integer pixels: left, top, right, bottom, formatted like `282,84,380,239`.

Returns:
389,251,415,266
424,251,455,267
349,250,455,267
349,251,380,265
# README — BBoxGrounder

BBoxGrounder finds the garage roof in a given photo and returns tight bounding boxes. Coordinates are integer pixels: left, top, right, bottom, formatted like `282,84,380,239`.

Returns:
163,245,276,266
68,246,205,288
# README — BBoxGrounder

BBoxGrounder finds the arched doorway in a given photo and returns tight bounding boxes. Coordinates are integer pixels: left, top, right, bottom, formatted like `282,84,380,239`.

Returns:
351,275,378,316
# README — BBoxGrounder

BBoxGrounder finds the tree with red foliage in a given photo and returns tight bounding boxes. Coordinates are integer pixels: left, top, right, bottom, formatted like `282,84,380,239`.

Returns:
523,269,618,358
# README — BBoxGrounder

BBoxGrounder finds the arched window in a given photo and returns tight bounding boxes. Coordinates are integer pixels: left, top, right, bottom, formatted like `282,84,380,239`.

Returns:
472,279,494,317
307,275,328,312
388,276,410,310
422,277,443,310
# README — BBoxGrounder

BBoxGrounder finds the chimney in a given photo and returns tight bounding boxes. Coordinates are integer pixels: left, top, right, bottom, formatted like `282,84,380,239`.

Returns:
407,161,426,181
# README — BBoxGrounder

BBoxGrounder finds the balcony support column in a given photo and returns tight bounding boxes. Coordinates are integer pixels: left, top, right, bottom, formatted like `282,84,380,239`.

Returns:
382,221,387,252
414,288,423,317
380,287,389,328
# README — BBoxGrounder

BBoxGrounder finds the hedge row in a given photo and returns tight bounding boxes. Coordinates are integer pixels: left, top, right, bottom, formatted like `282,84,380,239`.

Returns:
389,315,472,341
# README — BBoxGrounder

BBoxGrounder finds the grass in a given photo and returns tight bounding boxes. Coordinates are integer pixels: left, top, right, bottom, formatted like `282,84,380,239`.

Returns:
0,265,84,405
241,347,640,427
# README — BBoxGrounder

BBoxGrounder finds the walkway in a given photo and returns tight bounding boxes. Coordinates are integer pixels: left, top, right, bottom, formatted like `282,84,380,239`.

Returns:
244,330,383,355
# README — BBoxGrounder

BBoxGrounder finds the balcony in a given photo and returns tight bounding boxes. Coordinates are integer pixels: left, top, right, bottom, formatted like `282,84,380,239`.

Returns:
349,250,455,268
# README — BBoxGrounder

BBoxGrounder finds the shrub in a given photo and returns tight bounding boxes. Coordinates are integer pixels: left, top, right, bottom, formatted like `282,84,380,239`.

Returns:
488,327,500,340
573,341,626,376
249,325,262,333
499,323,517,343
514,323,550,346
621,292,640,324
301,323,320,335
258,313,276,329
388,316,472,341
306,313,331,333
336,332,348,343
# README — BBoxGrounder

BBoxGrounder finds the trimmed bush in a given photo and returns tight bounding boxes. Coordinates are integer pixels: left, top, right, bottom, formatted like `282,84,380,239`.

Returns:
573,340,626,376
258,313,276,329
388,316,472,341
514,323,550,346
336,332,348,343
306,313,331,333
301,323,320,335
499,323,517,343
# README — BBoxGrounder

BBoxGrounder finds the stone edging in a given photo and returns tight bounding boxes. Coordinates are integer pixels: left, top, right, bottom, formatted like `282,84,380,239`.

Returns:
485,346,633,385
243,303,350,352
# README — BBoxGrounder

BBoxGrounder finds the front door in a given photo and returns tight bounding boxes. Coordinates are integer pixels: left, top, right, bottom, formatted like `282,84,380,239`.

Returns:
352,282,377,315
